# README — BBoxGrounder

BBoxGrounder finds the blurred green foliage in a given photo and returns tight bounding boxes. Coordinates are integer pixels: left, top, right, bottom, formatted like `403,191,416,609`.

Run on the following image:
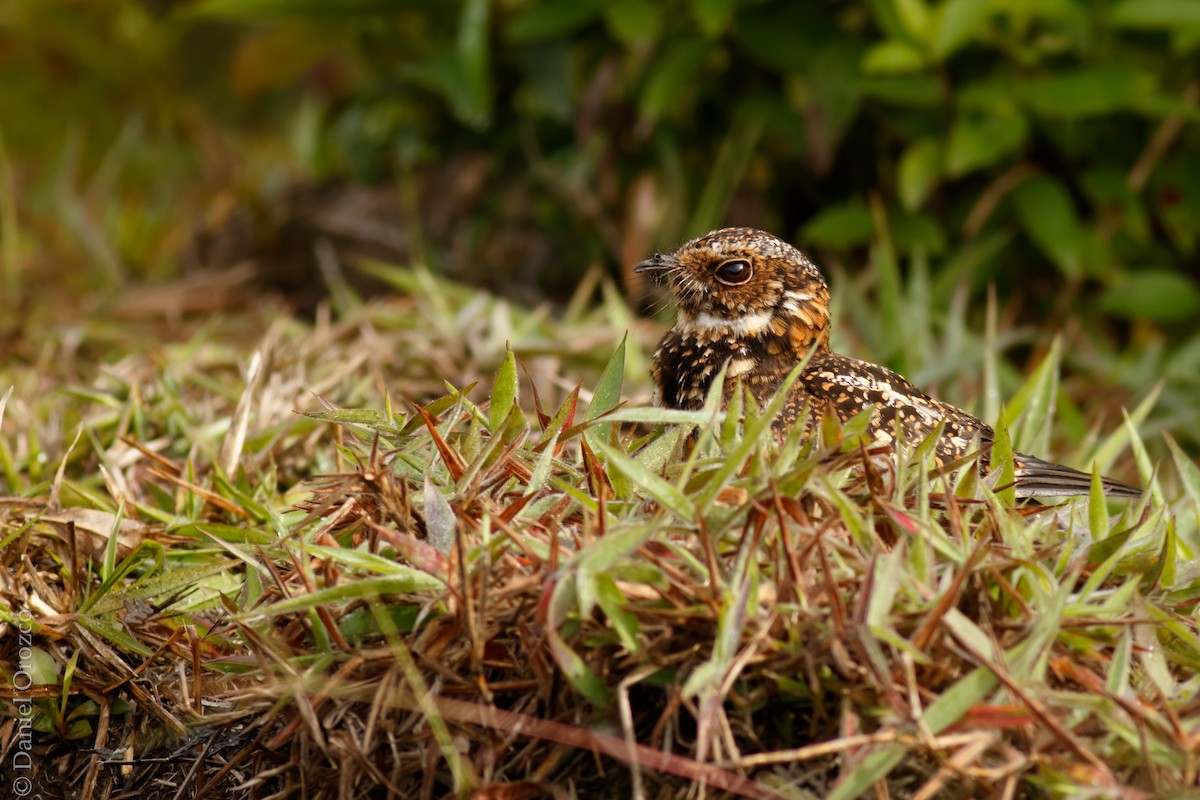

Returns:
3,0,1200,437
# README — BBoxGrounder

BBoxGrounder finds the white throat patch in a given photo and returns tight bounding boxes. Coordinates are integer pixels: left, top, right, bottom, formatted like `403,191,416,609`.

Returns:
684,309,774,337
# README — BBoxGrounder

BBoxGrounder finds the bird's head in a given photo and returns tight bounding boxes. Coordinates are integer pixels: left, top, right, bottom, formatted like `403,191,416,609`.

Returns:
636,227,831,352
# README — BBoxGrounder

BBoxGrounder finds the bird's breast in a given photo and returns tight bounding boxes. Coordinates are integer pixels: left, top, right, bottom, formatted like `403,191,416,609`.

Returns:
651,329,795,411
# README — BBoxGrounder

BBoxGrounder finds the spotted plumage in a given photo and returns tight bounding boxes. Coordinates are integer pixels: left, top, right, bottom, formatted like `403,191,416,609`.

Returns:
637,227,1140,499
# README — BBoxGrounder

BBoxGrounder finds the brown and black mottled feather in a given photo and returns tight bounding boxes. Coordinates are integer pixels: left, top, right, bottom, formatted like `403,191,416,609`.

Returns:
637,227,1140,499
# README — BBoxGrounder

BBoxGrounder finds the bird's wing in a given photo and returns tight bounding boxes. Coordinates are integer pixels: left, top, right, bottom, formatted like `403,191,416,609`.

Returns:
798,354,987,457
796,355,1142,499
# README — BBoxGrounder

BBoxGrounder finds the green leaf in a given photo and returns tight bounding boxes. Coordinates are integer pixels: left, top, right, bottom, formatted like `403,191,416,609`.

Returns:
403,0,493,129
75,614,154,658
801,201,874,248
826,660,998,800
991,404,1016,507
1089,464,1108,542
1020,65,1152,119
932,0,992,58
88,561,233,615
593,441,695,519
691,0,737,36
1010,337,1061,457
1111,0,1200,28
862,40,928,73
245,573,444,619
944,113,1028,177
489,345,519,433
1012,176,1083,277
594,574,641,652
639,41,713,122
1099,270,1200,322
604,0,661,45
585,334,627,448
547,616,612,709
507,0,603,41
897,138,942,210
1165,432,1200,520
893,0,934,41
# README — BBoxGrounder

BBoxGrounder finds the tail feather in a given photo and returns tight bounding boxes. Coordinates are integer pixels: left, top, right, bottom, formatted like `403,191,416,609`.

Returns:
1011,453,1142,499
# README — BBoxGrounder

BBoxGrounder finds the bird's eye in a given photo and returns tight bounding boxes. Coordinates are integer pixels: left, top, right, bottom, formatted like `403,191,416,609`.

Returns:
714,259,752,286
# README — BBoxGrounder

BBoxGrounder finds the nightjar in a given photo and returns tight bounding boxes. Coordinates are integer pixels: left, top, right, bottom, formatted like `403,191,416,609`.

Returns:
636,226,1140,499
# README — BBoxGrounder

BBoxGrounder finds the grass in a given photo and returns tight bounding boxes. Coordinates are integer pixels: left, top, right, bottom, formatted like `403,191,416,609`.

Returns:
2,256,1199,800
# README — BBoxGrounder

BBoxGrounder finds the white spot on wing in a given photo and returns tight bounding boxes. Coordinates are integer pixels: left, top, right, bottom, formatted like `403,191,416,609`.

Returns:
830,371,944,426
727,357,756,377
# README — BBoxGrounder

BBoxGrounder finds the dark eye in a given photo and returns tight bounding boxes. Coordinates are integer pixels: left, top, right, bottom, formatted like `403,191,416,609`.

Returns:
714,259,752,285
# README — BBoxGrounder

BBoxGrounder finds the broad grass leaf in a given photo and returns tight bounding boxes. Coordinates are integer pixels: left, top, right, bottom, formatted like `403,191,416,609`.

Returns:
584,334,626,449
593,440,694,518
1009,337,1060,456
1089,464,1109,542
489,345,518,433
75,614,155,658
88,561,234,615
547,575,613,709
594,573,640,652
991,404,1015,507
1123,408,1161,505
1090,381,1160,474
340,604,423,639
631,427,685,482
245,574,444,619
695,362,805,512
827,657,999,800
603,407,718,426
547,628,611,709
1164,433,1200,540
1107,630,1133,695
305,544,445,579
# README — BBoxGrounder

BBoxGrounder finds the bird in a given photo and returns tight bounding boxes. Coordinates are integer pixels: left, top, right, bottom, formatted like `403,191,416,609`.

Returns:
635,226,1141,499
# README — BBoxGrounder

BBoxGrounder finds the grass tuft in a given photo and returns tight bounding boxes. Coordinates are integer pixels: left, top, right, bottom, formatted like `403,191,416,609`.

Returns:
1,266,1198,799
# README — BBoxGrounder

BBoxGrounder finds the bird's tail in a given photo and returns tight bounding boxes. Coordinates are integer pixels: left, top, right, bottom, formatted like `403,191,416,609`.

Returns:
1011,452,1142,499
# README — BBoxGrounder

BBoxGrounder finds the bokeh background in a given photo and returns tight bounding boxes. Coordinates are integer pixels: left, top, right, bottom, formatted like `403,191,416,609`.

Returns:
2,0,1198,447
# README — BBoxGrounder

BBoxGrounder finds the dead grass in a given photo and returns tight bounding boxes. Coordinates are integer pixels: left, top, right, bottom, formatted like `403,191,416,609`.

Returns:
2,264,1199,800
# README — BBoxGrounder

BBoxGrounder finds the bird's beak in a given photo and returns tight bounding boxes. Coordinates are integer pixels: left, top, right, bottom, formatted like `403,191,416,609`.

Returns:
633,253,678,273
